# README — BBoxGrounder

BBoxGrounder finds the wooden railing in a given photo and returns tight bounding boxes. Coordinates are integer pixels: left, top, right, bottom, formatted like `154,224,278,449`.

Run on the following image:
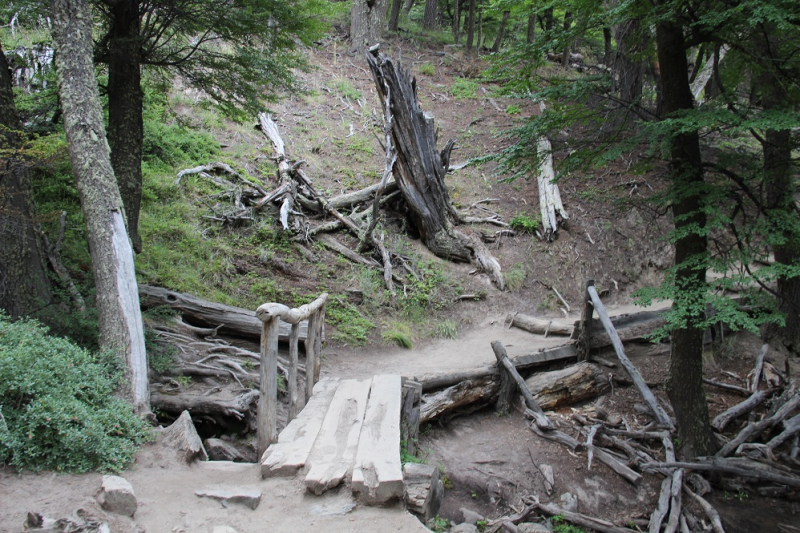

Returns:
255,293,327,457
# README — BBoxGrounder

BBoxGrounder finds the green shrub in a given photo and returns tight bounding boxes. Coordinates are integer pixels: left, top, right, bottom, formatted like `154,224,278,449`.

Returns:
510,213,541,233
505,263,527,291
451,77,480,99
505,104,521,115
382,323,413,349
0,315,150,472
418,63,436,76
435,319,459,339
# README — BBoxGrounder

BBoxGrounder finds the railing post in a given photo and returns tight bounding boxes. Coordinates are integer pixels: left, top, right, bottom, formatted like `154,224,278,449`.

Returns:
577,279,595,362
257,316,280,459
287,322,300,422
313,303,325,384
304,310,318,406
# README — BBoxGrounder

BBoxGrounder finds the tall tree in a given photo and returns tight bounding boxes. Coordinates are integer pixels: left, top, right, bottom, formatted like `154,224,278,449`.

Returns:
466,0,476,50
491,10,510,53
423,0,438,30
389,0,403,31
350,0,390,52
655,13,714,458
51,0,149,412
0,41,51,318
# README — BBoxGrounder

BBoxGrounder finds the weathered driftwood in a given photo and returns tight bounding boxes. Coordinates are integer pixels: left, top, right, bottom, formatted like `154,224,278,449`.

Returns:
160,410,208,463
750,343,769,392
492,341,552,429
684,487,726,533
717,390,800,457
403,463,444,521
586,282,673,429
524,362,611,410
420,376,500,423
366,48,504,289
507,313,573,336
711,389,771,432
643,457,800,488
703,378,751,396
139,284,310,341
535,102,568,241
151,389,259,429
401,379,422,455
527,497,633,533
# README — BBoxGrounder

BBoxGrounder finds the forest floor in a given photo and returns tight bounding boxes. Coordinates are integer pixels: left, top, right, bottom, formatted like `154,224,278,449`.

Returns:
2,27,800,533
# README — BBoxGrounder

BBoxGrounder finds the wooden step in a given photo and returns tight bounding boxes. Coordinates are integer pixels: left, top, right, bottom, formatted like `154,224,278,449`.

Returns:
352,374,403,504
260,377,339,477
304,378,372,495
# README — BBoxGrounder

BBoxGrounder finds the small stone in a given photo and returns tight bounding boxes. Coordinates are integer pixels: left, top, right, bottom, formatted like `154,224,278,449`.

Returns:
558,491,578,514
161,411,207,463
97,475,137,517
459,508,484,525
518,523,552,533
451,524,479,533
195,487,262,510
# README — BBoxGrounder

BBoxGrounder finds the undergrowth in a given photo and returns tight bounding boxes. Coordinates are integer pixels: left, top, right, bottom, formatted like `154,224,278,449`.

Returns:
0,314,150,473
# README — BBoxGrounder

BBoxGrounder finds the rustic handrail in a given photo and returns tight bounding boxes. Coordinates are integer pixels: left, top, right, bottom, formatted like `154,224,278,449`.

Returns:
256,293,328,457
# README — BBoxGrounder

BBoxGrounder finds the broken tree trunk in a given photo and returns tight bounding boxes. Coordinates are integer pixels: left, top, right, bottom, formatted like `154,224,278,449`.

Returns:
366,47,504,289
420,376,500,423
492,340,552,428
536,102,568,240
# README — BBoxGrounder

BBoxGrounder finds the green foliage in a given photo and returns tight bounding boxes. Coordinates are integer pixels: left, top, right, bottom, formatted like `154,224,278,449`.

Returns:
326,296,376,346
333,78,362,101
505,104,521,115
552,515,586,533
510,213,540,233
505,263,527,292
427,516,450,533
382,323,413,349
435,319,459,339
417,63,436,76
399,260,458,314
450,78,480,99
0,315,150,472
400,440,425,465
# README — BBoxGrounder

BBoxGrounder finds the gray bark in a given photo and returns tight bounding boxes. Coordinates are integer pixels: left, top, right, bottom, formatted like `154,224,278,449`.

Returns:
423,0,438,30
389,0,402,31
51,0,149,412
350,0,390,53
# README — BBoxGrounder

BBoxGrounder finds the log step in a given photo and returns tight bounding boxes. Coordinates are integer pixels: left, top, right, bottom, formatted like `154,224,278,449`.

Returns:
304,378,372,495
352,374,404,504
260,377,340,477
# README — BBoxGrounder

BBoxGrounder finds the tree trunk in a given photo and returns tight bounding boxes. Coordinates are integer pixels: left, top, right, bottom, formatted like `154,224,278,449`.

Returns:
0,42,52,318
756,30,800,354
561,12,573,69
476,2,483,49
602,27,612,65
351,0,390,53
543,7,553,32
389,0,402,31
466,0,476,51
491,10,509,52
613,18,644,105
656,17,713,458
526,14,536,44
51,0,149,413
106,0,144,253
452,0,460,42
403,0,415,14
423,0,438,30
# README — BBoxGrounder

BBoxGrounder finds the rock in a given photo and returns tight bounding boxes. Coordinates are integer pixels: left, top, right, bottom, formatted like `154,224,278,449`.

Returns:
205,438,255,463
451,524,479,533
97,476,137,517
518,523,552,533
558,492,578,514
195,487,262,510
403,463,443,521
459,508,484,525
160,410,208,463
212,527,239,533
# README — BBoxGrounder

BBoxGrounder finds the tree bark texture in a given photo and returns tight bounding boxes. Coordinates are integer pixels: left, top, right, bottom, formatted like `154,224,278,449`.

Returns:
388,0,402,31
366,50,504,288
106,0,144,253
526,14,536,44
452,0,460,42
491,11,510,53
350,0,390,53
422,0,438,30
0,42,51,318
561,11,573,69
613,18,644,105
756,28,800,355
51,0,149,412
656,17,713,457
466,0,476,50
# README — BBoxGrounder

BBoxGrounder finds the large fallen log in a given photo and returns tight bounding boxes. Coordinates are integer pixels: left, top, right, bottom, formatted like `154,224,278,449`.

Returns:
420,376,500,423
139,284,311,342
524,362,611,410
151,388,260,432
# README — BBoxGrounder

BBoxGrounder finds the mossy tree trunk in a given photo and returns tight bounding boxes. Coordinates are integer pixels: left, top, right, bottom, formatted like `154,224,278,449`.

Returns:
0,42,52,318
106,0,144,254
51,0,149,412
656,16,713,458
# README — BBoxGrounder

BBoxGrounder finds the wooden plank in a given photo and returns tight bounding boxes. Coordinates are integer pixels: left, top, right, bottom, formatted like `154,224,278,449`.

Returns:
261,377,339,477
304,378,372,494
257,318,280,458
352,375,404,503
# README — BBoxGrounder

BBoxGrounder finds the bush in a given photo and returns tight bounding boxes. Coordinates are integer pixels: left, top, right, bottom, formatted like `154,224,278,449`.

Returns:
0,315,150,472
510,213,541,233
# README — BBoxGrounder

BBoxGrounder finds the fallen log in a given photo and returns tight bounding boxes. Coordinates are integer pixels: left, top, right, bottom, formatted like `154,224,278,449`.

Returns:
420,376,500,423
151,388,260,431
526,497,634,533
643,457,800,488
711,389,771,432
139,284,311,342
507,313,573,336
492,341,551,428
573,309,667,348
524,362,611,410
